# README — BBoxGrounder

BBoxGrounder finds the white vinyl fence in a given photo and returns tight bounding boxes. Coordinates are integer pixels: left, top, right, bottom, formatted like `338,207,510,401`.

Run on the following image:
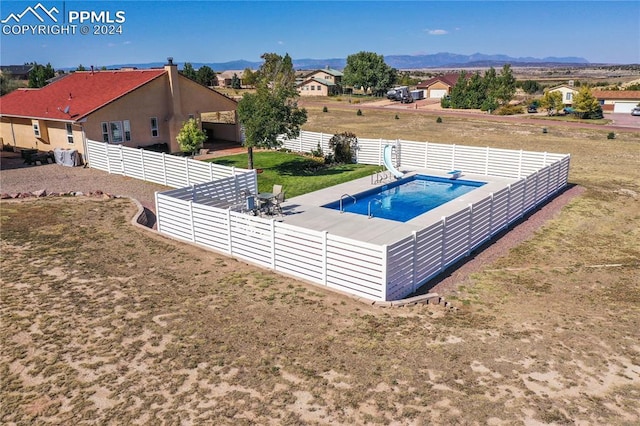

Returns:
155,131,571,302
85,139,254,188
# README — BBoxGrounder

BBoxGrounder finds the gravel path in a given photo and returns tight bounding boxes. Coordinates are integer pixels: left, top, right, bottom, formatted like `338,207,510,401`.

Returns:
1,151,169,222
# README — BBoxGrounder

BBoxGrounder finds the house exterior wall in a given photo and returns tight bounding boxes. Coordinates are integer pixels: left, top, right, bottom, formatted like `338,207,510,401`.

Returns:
1,69,240,155
298,81,329,96
0,117,82,153
84,75,172,150
549,86,577,106
308,70,341,85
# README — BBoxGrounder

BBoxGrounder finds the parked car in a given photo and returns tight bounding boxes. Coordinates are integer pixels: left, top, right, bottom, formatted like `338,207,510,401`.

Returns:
631,107,640,116
527,105,538,113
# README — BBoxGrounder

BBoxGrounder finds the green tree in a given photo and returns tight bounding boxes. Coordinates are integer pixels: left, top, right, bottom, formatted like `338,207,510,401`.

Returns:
182,62,197,80
493,64,516,106
448,71,468,108
231,73,241,89
196,65,216,86
176,118,206,155
572,86,603,119
27,62,55,88
1,71,20,95
237,53,307,170
242,68,257,87
76,64,86,71
520,80,541,94
342,51,396,95
539,90,563,115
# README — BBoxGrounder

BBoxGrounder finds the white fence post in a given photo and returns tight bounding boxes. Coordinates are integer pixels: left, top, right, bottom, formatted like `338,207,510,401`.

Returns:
162,153,167,186
155,192,161,233
485,146,490,175
188,201,196,242
411,231,418,293
440,217,447,271
518,149,523,178
120,145,125,175
271,220,276,269
140,149,146,181
466,204,473,255
105,143,111,173
452,144,456,170
185,158,191,186
381,244,388,301
227,209,233,254
322,231,328,285
424,141,429,169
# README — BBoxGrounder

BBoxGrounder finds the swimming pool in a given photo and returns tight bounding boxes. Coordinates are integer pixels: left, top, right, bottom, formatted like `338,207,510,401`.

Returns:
322,175,486,222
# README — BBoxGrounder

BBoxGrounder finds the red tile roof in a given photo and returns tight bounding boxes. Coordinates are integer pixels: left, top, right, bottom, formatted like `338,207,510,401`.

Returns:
417,73,466,89
592,90,640,100
0,69,165,121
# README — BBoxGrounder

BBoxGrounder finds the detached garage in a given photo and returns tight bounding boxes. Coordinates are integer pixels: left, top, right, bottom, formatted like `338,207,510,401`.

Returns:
593,90,640,113
417,73,468,99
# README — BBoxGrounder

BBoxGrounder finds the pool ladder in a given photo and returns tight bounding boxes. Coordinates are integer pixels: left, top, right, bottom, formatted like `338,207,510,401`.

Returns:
368,199,382,219
339,194,356,213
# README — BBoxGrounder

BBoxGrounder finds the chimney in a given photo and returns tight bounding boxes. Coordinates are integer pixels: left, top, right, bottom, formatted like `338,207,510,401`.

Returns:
165,57,183,153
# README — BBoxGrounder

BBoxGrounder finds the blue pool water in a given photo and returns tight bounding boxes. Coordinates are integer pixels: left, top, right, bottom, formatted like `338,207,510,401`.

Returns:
322,175,486,222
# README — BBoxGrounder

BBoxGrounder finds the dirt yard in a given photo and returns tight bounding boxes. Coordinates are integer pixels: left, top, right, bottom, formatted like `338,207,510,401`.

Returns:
1,113,639,424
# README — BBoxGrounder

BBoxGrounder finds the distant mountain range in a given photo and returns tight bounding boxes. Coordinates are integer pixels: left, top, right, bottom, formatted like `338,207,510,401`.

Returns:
100,52,590,72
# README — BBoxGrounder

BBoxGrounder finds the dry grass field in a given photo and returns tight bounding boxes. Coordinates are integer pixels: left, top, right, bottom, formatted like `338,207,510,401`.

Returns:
1,109,639,424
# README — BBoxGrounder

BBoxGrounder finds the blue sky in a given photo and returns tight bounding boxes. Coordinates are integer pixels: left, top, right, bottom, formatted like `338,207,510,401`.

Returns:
1,1,638,68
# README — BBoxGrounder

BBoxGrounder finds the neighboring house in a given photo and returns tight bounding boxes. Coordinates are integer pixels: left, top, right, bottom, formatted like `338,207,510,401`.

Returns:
592,90,640,113
297,67,343,96
548,84,578,106
416,73,464,99
0,65,34,81
215,70,246,88
0,59,239,157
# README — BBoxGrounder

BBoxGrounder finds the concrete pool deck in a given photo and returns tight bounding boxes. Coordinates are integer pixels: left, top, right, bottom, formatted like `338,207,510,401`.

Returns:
278,168,518,245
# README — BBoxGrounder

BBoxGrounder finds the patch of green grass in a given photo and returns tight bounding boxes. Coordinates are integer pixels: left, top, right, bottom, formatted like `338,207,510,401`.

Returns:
207,151,380,197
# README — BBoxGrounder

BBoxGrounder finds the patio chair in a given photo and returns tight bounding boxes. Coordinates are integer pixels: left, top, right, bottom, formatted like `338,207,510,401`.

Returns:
271,191,286,216
272,184,283,197
245,195,261,216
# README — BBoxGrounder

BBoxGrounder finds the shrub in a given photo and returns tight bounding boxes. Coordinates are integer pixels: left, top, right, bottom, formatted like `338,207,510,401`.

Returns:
395,114,399,120
436,117,443,123
495,105,525,115
335,97,342,102
352,99,360,104
310,142,324,157
356,109,362,116
328,132,357,164
607,132,615,140
322,106,328,113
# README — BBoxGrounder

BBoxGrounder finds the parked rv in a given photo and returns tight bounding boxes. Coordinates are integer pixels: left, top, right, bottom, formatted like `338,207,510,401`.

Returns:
386,86,414,103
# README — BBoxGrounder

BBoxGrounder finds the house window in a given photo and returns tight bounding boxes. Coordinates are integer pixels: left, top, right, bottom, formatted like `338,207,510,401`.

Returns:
101,122,109,142
150,117,159,137
317,85,321,90
66,123,74,144
110,121,123,143
566,92,572,101
33,122,41,137
188,114,195,120
123,120,131,142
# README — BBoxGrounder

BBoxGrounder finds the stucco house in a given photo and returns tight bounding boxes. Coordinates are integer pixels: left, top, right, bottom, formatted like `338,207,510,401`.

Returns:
547,84,578,106
0,59,239,159
592,90,640,113
417,73,469,99
297,67,343,96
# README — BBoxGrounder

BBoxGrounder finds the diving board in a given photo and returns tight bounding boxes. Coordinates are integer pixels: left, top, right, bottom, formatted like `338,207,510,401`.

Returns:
383,145,404,179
